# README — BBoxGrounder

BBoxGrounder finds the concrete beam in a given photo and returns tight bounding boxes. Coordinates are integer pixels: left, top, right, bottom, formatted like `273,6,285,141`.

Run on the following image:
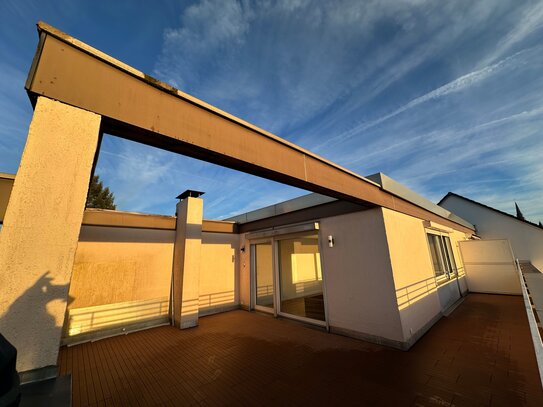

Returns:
0,97,101,374
172,197,203,329
25,22,473,234
82,208,177,230
0,173,15,224
81,208,237,233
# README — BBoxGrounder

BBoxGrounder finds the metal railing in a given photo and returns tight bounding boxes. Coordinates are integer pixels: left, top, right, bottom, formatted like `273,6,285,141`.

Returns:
515,259,543,387
396,276,438,309
395,268,466,310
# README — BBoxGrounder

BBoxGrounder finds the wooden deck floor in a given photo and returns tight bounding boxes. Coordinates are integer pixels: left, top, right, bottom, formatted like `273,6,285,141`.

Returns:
58,294,543,406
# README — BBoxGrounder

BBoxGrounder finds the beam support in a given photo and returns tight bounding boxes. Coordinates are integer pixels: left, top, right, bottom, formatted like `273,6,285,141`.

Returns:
23,23,473,234
171,196,203,329
0,96,101,376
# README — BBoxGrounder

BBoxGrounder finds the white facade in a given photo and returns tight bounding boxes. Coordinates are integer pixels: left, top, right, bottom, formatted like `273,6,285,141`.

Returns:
238,206,472,349
440,194,543,271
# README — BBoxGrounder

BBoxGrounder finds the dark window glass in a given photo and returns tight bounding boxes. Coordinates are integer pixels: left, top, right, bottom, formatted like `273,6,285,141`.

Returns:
427,233,458,279
427,234,445,277
442,236,457,276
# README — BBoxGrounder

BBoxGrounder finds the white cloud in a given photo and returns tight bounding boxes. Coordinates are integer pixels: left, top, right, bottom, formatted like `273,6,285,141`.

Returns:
94,0,543,221
478,1,543,68
312,47,533,153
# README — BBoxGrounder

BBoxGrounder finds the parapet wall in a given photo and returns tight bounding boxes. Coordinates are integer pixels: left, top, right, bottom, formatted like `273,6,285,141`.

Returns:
63,209,239,343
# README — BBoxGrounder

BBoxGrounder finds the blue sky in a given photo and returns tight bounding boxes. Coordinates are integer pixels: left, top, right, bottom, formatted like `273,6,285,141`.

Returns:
1,0,542,222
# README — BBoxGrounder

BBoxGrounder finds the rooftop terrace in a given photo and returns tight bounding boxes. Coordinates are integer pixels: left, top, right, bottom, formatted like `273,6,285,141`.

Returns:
58,294,542,406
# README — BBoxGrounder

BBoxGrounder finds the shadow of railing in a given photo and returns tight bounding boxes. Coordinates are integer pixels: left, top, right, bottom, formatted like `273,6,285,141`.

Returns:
64,297,169,338
198,290,236,308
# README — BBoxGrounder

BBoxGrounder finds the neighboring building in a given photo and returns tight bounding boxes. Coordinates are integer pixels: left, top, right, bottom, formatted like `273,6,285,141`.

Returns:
439,192,543,271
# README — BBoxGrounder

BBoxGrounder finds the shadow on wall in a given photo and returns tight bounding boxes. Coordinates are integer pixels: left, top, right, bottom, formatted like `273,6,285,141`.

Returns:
0,272,72,370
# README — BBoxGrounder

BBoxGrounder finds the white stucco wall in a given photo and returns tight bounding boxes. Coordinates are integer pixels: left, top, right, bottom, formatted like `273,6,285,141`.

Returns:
239,206,472,348
382,209,471,344
440,195,543,271
319,208,404,343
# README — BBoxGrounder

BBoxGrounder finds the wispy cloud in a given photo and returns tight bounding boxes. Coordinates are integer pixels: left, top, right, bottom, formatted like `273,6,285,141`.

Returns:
95,135,307,218
1,0,541,222
148,0,543,221
0,62,32,172
477,1,543,68
312,47,534,152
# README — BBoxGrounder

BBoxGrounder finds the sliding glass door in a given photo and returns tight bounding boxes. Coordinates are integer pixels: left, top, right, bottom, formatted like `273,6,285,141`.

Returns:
251,233,326,325
253,241,274,312
277,234,325,322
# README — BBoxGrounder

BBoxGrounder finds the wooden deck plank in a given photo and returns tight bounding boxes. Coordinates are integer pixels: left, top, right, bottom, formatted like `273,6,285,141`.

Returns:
92,339,111,400
57,294,543,406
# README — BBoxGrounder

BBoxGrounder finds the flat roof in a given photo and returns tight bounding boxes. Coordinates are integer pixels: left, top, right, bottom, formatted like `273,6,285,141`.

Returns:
227,173,474,230
439,192,543,231
367,173,474,229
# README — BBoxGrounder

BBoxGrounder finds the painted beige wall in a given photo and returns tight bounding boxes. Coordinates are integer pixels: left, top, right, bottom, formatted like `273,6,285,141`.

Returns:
382,208,470,343
66,223,240,338
65,225,174,338
67,226,175,324
199,232,240,314
71,226,174,308
0,97,101,373
319,208,404,343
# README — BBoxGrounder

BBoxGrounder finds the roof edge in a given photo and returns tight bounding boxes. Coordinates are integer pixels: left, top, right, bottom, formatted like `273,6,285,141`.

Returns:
438,192,543,231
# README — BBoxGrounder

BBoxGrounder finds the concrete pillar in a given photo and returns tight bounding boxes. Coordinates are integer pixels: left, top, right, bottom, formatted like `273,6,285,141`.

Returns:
0,97,101,377
172,192,204,329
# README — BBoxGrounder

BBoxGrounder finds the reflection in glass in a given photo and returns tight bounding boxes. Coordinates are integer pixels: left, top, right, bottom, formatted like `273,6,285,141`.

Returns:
255,243,274,309
427,234,445,277
278,235,325,321
442,236,457,275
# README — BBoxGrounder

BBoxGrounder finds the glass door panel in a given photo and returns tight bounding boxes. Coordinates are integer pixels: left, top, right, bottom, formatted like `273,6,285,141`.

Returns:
254,242,274,310
427,234,446,277
277,235,325,321
442,236,457,276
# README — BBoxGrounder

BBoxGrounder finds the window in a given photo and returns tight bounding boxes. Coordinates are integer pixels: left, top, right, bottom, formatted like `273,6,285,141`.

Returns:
426,232,457,279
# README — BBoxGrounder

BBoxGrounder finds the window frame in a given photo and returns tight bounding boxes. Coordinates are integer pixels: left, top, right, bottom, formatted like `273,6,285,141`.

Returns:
425,230,458,281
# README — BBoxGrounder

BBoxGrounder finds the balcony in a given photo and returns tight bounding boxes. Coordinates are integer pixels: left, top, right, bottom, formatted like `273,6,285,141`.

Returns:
58,293,542,406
